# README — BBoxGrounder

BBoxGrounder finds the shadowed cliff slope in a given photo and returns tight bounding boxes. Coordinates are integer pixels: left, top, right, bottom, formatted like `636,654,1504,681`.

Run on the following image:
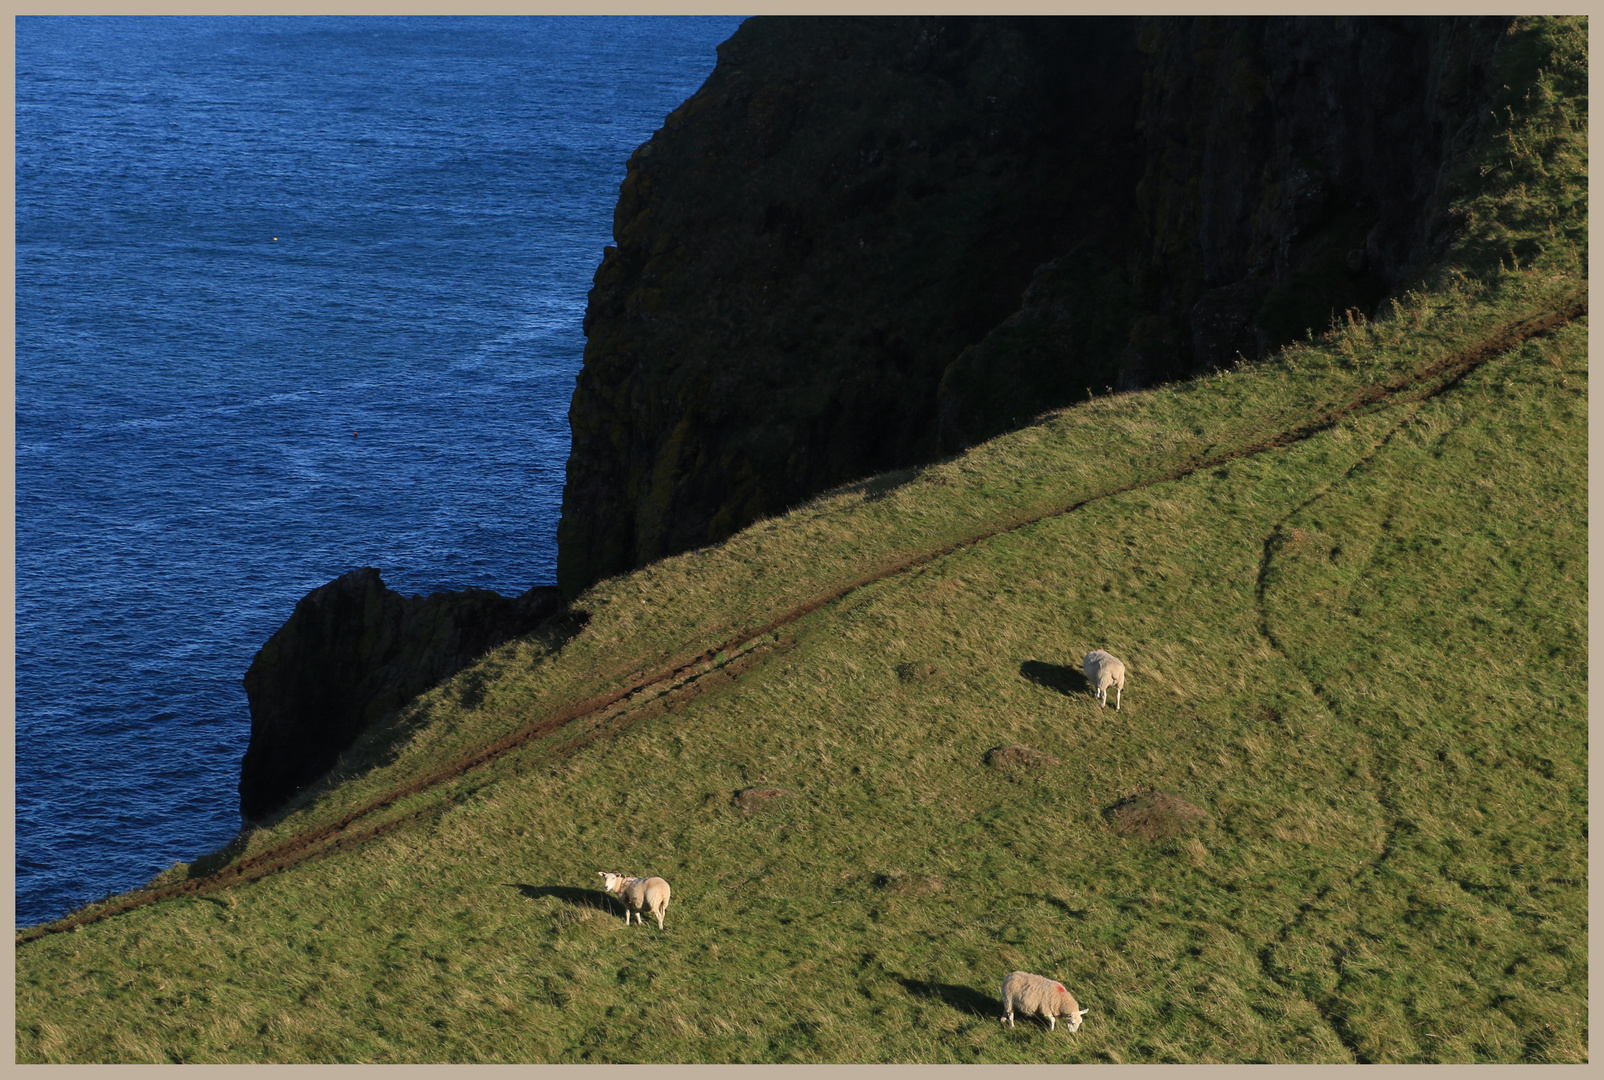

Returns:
558,16,1145,596
239,570,560,820
558,15,1514,598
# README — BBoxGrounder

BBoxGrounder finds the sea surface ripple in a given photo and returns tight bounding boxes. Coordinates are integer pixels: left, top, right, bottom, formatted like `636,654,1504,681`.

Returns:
16,14,743,928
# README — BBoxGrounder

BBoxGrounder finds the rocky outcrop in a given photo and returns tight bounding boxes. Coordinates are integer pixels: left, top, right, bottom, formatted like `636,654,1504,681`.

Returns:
558,15,1517,597
238,569,560,821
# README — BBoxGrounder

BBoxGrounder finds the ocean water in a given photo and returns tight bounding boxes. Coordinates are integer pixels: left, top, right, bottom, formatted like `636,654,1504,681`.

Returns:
15,14,744,929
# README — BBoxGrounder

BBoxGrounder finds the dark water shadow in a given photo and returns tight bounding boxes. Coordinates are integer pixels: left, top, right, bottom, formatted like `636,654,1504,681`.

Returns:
896,976,996,1018
507,883,621,914
1020,659,1088,698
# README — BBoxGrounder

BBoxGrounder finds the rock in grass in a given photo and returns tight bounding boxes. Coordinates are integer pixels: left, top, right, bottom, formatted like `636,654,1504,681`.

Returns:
986,745,1062,770
732,786,793,812
1102,789,1209,840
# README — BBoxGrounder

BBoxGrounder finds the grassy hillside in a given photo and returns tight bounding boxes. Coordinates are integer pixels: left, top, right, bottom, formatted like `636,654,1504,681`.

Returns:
15,16,1586,1064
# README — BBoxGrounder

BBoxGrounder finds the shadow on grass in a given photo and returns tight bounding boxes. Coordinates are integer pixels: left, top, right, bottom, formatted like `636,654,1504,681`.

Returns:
1042,895,1092,920
507,883,620,914
896,976,996,1019
1020,660,1089,698
187,831,252,879
813,466,924,507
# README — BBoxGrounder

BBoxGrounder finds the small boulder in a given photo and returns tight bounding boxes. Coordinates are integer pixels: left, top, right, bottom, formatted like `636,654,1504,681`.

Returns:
896,661,941,683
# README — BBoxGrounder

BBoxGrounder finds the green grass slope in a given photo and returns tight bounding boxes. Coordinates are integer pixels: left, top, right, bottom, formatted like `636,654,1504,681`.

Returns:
15,16,1586,1065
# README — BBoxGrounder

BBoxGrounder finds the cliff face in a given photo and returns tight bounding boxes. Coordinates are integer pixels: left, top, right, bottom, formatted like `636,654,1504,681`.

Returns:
558,15,1514,597
940,16,1510,450
558,17,1145,597
238,569,559,821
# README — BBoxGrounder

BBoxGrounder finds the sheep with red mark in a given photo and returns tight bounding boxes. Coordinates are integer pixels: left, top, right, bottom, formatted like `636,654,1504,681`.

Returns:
1000,970,1089,1032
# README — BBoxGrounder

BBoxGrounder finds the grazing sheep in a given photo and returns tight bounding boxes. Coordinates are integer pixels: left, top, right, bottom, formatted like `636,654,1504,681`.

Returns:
1083,649,1126,710
1000,970,1089,1032
597,871,671,929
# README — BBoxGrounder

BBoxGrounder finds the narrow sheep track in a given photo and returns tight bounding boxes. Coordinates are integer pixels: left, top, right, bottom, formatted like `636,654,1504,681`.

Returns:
1247,404,1425,1064
16,290,1585,947
1238,308,1578,1059
1241,333,1568,1063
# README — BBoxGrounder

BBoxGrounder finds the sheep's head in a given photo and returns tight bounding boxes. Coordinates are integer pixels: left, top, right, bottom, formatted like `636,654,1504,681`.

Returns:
597,871,626,895
1064,1004,1090,1033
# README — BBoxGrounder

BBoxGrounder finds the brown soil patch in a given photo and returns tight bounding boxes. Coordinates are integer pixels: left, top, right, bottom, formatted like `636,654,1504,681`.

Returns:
1103,790,1210,840
874,871,945,896
732,786,793,812
986,744,1061,770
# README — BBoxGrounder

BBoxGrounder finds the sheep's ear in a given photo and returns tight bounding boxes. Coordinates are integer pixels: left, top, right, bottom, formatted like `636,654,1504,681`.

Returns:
1081,1008,1092,1015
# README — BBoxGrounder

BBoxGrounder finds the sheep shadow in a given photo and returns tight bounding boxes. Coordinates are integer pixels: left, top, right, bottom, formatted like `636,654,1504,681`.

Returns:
506,883,621,915
1020,660,1089,698
895,976,996,1019
1042,895,1092,920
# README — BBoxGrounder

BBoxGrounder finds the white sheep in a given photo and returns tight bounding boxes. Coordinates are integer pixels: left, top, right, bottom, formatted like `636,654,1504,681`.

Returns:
1000,970,1090,1032
1083,649,1126,710
598,871,671,929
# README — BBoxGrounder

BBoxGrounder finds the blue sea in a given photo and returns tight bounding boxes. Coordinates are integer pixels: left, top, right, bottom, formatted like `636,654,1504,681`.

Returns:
15,14,745,929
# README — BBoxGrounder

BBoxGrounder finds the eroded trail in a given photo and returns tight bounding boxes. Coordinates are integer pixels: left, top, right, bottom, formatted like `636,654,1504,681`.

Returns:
18,292,1585,946
1245,311,1587,1061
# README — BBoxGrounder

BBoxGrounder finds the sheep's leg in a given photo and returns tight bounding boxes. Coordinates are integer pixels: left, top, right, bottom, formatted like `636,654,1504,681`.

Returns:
1115,685,1121,710
1047,1015,1057,1031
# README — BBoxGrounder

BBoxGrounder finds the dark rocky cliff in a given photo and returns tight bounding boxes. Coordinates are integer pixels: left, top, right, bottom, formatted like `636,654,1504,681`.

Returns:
558,15,1514,598
558,16,1145,597
238,569,559,820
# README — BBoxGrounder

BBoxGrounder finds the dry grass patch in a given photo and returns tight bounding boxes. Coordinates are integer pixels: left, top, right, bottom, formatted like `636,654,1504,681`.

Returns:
875,872,946,897
1103,790,1212,841
985,745,1062,770
732,786,794,813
